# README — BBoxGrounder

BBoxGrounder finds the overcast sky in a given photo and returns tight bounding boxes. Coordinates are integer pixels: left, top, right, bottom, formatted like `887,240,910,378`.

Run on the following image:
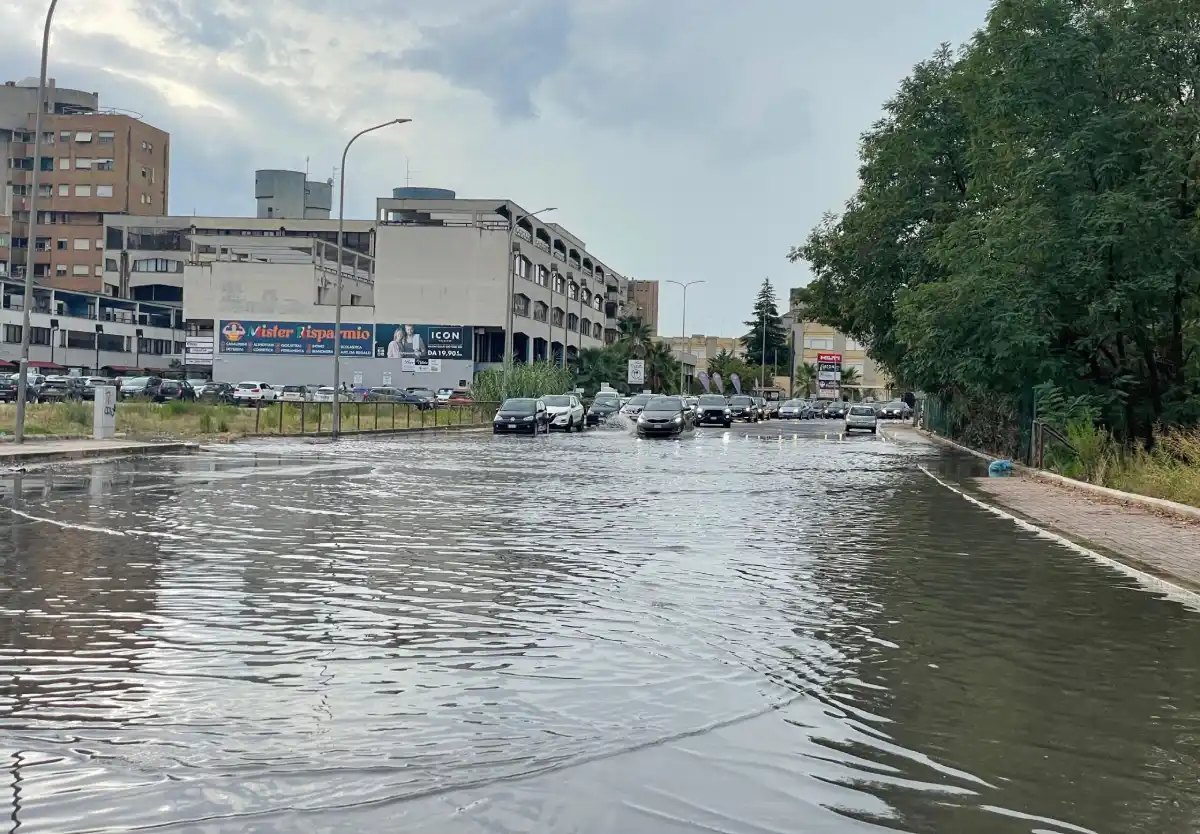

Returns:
1,0,991,336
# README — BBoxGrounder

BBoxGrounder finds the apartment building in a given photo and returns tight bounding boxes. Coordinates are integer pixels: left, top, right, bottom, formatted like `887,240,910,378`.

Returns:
1,77,169,295
784,309,893,399
659,334,747,367
629,279,660,335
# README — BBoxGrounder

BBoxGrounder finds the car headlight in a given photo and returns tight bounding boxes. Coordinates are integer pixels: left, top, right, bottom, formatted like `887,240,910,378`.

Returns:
493,413,502,421
672,414,682,423
637,414,647,423
523,415,535,422
724,408,731,415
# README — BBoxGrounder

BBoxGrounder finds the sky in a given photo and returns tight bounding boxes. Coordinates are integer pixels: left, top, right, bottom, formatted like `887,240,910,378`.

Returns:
1,0,992,337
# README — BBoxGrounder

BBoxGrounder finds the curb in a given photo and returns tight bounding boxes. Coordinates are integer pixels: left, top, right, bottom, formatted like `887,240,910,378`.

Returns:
914,426,1200,524
235,423,491,441
0,441,200,465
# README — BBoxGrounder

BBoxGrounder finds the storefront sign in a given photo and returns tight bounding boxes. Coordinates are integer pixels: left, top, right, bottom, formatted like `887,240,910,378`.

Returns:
219,320,374,357
816,352,842,400
185,336,214,366
375,324,472,373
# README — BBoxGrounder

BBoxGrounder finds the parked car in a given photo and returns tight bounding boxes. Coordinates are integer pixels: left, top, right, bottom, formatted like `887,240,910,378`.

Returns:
120,376,163,400
366,386,403,402
822,401,847,419
80,377,114,401
447,388,473,405
586,390,622,425
492,397,549,434
436,387,455,405
39,376,85,402
695,394,732,427
542,394,586,432
764,398,782,418
879,400,912,420
0,375,40,403
186,378,209,392
778,399,809,420
636,396,695,438
844,404,878,434
755,396,771,420
279,385,310,403
233,381,278,405
156,379,196,401
405,388,438,407
727,395,759,423
619,393,655,420
197,381,236,404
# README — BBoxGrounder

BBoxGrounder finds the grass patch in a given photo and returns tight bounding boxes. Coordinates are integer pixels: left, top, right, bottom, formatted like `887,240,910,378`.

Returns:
0,401,497,440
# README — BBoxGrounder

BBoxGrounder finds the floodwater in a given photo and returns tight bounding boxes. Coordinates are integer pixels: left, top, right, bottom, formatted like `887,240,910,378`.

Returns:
0,424,1198,833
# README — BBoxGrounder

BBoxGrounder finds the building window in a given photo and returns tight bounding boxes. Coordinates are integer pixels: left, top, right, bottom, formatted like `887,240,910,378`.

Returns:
105,258,118,272
0,235,7,247
132,257,183,273
75,157,92,169
536,264,549,287
94,185,113,199
533,301,548,322
56,239,67,250
512,294,530,317
73,238,89,250
75,184,92,197
42,132,54,144
59,131,71,142
58,184,69,196
72,264,89,276
3,325,21,343
95,239,103,249
804,337,834,350
94,265,103,277
552,308,564,327
94,159,114,171
30,327,50,346
39,157,53,171
59,158,69,170
97,333,126,352
34,237,50,251
74,131,93,143
66,330,96,350
98,131,114,144
514,255,530,280
553,276,565,294
37,184,51,198
567,313,579,332
55,264,67,276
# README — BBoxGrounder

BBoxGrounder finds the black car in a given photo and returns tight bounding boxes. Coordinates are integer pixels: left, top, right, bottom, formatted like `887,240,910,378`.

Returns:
727,395,759,423
822,402,847,419
38,376,85,402
493,397,550,434
636,396,695,437
197,381,236,404
156,379,196,402
80,377,114,401
586,391,622,425
0,375,41,403
878,400,912,420
695,394,732,427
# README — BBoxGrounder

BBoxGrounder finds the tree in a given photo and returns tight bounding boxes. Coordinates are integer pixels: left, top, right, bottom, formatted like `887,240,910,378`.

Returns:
570,347,619,395
839,366,861,401
796,362,818,398
741,278,789,376
616,316,652,357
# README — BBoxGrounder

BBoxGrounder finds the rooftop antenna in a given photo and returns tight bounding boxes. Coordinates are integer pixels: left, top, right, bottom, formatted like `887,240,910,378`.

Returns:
405,157,419,188
305,156,310,180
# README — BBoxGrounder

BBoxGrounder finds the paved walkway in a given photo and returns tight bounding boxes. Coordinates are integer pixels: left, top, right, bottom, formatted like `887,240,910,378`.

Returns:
0,438,197,465
978,474,1200,589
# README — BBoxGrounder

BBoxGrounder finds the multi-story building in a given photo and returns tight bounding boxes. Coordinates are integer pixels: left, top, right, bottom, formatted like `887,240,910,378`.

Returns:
659,334,747,368
629,279,659,335
783,304,893,400
1,77,169,295
98,190,631,388
255,169,333,220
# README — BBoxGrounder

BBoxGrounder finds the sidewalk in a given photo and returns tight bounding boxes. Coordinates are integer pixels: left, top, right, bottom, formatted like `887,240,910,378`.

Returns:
0,438,198,466
882,423,1200,589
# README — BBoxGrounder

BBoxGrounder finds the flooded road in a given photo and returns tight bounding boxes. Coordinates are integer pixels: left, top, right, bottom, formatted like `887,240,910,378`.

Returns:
1,424,1199,832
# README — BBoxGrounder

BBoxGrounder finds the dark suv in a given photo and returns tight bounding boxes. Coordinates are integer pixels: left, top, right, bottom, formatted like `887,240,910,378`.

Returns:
695,394,732,427
38,376,85,402
727,395,758,423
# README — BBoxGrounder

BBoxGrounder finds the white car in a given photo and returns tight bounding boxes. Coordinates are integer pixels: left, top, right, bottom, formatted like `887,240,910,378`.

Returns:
233,381,278,405
436,387,454,405
279,384,310,402
844,404,878,434
542,393,585,432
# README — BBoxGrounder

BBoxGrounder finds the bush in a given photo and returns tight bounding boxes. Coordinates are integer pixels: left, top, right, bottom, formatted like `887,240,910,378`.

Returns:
472,362,573,402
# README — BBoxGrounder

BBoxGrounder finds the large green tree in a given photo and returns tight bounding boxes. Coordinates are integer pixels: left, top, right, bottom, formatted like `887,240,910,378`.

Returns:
741,278,790,373
791,0,1200,447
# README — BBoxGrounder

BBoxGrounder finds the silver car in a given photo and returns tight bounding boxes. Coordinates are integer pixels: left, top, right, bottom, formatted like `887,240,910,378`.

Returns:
844,404,878,434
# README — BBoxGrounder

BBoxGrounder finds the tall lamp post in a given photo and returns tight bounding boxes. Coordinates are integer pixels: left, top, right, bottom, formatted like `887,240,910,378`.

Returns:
503,205,555,399
14,0,61,444
665,279,704,395
331,117,411,439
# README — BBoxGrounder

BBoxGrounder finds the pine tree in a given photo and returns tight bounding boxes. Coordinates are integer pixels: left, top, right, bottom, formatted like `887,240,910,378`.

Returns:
741,278,789,373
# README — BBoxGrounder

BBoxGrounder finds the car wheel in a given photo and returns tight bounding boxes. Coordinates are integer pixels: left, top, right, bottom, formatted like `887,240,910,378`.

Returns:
724,421,731,428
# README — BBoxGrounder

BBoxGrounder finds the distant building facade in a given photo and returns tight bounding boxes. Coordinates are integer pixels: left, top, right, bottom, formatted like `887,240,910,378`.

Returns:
783,298,893,399
255,169,332,220
629,279,659,335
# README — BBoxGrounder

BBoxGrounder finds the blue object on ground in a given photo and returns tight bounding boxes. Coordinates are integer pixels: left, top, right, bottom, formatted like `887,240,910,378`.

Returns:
988,459,1014,477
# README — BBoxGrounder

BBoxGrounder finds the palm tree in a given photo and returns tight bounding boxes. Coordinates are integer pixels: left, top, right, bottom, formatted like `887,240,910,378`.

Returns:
840,366,861,401
570,347,617,394
644,340,681,393
617,315,652,357
796,362,817,398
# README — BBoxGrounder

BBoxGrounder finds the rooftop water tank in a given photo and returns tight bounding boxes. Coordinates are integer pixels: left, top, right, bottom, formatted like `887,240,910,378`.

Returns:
392,187,456,199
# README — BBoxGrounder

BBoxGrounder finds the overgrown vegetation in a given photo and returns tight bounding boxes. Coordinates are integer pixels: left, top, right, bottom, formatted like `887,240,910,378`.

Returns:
793,0,1200,453
0,401,491,440
569,316,682,395
471,362,574,401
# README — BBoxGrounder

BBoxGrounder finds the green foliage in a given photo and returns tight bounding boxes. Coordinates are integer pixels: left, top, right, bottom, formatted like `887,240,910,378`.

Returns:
796,362,817,398
741,278,790,369
61,401,91,427
792,4,1200,445
565,317,682,395
706,349,768,394
1033,383,1101,431
472,362,573,401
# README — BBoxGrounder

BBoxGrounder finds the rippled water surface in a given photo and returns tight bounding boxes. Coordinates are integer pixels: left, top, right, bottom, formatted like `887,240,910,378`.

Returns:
1,426,1199,832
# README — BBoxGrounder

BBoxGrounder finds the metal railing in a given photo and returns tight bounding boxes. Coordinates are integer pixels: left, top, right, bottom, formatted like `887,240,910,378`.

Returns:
238,400,501,436
1031,419,1077,469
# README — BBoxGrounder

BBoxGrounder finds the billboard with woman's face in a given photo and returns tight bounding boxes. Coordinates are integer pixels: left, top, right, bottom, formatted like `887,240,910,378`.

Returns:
375,324,472,372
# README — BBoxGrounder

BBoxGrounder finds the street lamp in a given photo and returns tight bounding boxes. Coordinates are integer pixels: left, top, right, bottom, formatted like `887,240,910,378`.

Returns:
94,324,103,375
14,0,61,444
134,327,143,369
49,318,59,368
331,117,411,439
665,280,704,395
503,205,555,399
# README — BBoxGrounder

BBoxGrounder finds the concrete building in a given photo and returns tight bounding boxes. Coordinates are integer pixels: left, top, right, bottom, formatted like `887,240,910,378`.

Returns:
629,279,660,335
255,169,333,220
659,334,747,369
0,276,182,374
100,195,631,389
1,77,170,294
783,305,893,400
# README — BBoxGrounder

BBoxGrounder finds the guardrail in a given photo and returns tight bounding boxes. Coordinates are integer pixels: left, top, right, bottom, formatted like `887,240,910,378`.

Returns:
241,400,501,436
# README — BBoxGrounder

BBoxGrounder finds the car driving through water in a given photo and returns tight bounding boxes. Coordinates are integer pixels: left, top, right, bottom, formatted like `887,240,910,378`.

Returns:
635,395,695,438
587,390,622,425
695,394,732,427
492,397,550,434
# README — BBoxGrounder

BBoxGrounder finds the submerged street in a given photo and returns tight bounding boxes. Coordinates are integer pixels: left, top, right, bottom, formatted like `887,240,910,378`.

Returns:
1,424,1198,833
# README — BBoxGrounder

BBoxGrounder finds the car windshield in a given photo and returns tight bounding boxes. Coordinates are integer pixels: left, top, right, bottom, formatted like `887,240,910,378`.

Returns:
627,394,653,406
783,400,803,407
124,377,151,386
438,388,453,395
500,398,536,414
699,395,726,405
886,401,905,408
283,385,305,392
647,397,683,411
730,396,752,405
849,406,875,416
593,393,619,404
237,383,260,389
543,396,571,407
410,389,434,398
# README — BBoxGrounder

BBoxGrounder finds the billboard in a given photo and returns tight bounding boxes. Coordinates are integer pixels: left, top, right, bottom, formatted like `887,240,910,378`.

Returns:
219,320,374,357
816,352,842,400
374,324,472,373
185,336,214,366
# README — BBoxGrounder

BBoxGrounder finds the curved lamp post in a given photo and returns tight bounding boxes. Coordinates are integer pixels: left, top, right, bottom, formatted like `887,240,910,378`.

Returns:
331,117,411,438
665,279,704,395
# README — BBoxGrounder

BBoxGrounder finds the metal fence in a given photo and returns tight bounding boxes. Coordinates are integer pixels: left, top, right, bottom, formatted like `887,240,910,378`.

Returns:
241,400,501,436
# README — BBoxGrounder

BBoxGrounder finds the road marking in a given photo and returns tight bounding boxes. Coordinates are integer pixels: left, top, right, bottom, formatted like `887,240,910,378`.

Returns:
918,464,1200,609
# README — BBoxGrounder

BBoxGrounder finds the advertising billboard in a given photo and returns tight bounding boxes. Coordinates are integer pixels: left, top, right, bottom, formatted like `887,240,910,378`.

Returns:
219,320,374,357
375,324,472,373
184,336,214,366
816,352,842,400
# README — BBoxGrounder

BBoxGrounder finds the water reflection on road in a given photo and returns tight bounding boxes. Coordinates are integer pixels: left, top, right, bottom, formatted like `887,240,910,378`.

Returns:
0,424,1198,832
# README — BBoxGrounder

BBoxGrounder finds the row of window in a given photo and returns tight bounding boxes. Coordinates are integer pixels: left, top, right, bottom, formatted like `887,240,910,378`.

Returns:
512,295,604,338
0,324,180,354
513,221,611,281
513,255,607,311
803,337,866,351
